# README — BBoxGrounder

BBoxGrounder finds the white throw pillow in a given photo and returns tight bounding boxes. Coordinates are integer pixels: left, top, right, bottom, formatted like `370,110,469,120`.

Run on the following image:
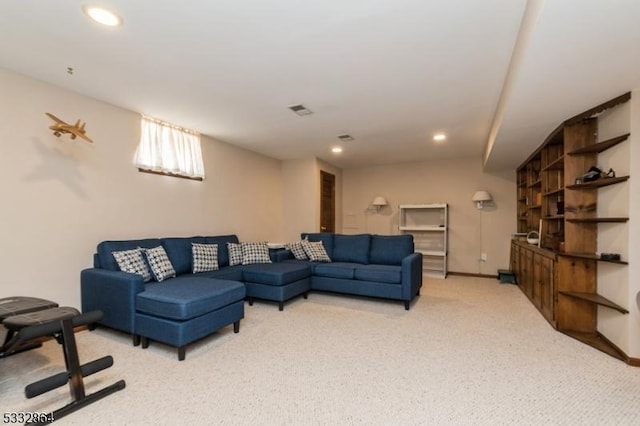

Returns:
301,240,331,263
143,246,177,282
241,242,272,265
192,243,219,273
112,248,152,282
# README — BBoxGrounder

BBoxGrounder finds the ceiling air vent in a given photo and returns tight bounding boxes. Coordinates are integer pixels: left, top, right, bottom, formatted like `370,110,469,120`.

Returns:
288,104,313,116
337,134,354,141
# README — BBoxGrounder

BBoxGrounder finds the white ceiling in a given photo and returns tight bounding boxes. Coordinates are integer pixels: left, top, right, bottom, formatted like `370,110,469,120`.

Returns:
2,0,640,170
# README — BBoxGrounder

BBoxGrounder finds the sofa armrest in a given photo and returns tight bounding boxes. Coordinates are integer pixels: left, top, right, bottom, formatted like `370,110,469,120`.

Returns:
401,253,423,301
80,268,145,334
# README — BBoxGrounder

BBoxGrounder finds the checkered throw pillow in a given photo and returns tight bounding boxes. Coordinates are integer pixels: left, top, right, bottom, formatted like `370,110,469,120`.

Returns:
192,243,219,273
241,242,272,265
143,246,176,282
112,248,152,282
227,242,243,266
301,240,331,262
286,241,308,260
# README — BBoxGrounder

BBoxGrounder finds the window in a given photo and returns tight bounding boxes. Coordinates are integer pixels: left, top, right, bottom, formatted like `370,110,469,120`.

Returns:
134,115,205,180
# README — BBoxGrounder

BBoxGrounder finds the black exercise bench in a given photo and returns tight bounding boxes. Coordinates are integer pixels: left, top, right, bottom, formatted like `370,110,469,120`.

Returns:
0,297,125,424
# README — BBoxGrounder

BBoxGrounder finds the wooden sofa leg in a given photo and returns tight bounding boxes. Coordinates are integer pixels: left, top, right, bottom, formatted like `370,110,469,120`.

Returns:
233,321,240,333
248,297,254,306
404,301,410,310
140,337,149,349
178,346,186,361
278,301,284,311
303,292,308,299
133,335,141,347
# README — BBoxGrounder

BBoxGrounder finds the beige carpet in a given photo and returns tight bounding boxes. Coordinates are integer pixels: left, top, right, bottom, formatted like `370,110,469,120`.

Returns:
2,276,640,425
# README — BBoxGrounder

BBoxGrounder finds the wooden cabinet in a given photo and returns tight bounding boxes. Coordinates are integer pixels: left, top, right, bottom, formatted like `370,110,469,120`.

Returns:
514,92,633,363
511,240,556,327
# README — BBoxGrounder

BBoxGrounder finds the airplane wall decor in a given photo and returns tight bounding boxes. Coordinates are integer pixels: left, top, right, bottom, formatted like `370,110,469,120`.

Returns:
45,112,94,143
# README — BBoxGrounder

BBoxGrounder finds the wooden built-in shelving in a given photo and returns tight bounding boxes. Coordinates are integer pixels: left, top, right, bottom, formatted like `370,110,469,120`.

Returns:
566,175,629,190
512,92,634,365
558,291,629,314
559,252,628,265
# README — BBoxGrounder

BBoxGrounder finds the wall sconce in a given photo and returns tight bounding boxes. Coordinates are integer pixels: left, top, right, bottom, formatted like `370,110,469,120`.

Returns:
372,196,388,211
472,191,492,209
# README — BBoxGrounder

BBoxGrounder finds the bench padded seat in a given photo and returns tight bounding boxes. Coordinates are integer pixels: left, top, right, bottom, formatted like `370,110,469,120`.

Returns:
136,278,245,321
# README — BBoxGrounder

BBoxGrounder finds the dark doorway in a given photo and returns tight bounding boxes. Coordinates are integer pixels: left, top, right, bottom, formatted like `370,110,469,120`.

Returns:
320,171,335,233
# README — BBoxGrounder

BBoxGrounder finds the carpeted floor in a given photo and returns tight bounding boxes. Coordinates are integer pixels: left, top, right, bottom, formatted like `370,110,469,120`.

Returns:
2,276,640,425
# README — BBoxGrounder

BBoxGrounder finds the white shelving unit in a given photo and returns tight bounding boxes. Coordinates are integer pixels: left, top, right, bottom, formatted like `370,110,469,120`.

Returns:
399,203,448,278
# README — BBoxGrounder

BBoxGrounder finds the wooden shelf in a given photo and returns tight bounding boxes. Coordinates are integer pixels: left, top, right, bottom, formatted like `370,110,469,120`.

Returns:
542,156,564,171
528,179,542,187
559,291,629,313
543,188,564,196
566,176,629,189
559,330,627,362
566,217,628,223
558,252,628,264
528,205,542,209
543,215,564,220
568,133,630,155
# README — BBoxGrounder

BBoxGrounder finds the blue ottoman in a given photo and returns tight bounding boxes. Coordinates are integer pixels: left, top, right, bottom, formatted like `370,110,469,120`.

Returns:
241,263,312,311
135,277,245,360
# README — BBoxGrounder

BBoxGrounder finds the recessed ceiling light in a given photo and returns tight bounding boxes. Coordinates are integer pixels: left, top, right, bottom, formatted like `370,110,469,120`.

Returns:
433,133,446,142
331,147,343,154
82,5,123,27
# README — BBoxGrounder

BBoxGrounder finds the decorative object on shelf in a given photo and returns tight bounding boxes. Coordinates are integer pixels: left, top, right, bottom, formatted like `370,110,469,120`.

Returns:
472,190,492,209
45,112,94,143
371,196,388,211
600,253,621,261
526,231,539,245
581,166,602,182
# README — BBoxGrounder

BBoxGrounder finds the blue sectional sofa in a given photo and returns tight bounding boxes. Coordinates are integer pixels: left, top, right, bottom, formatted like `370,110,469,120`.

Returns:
279,233,423,309
80,233,422,360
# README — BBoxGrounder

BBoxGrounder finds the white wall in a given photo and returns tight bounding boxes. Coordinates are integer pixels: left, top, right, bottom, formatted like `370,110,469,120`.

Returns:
0,68,283,307
281,158,318,242
341,157,516,275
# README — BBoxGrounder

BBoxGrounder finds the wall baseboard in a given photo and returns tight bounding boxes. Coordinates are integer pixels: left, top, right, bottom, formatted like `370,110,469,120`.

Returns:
447,271,498,279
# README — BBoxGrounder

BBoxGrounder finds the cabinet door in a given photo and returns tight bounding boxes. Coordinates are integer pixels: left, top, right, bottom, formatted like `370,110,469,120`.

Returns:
532,254,542,308
539,256,555,323
523,249,534,299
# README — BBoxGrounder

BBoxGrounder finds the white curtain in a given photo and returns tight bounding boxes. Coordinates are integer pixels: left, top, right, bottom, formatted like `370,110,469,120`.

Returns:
134,116,205,179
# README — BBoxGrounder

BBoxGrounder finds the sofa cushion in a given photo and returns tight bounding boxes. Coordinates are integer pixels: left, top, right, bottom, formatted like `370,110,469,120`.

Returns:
143,246,176,282
136,277,245,321
162,236,206,275
97,238,163,271
313,262,356,279
301,233,334,258
369,234,414,265
332,234,371,264
241,242,272,265
354,264,402,284
242,262,312,286
301,240,331,262
112,248,152,282
205,235,240,267
192,243,219,272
